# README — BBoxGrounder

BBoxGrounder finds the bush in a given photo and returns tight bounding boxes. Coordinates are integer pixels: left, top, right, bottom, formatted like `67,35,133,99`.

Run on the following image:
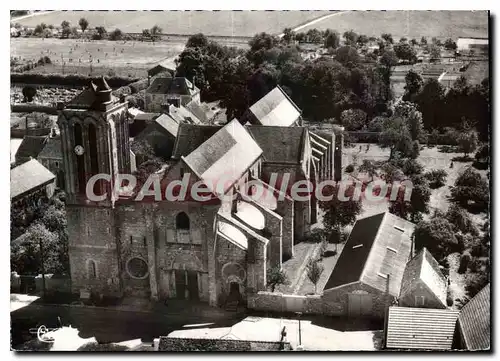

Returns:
425,169,447,189
112,86,132,98
109,28,123,41
345,164,355,173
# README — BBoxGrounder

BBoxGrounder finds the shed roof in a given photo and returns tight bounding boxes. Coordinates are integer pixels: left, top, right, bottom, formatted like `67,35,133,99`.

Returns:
146,77,199,96
38,137,62,160
172,124,222,160
458,283,490,350
400,248,447,307
11,159,55,200
324,212,415,296
16,135,48,161
182,119,262,197
246,86,301,127
386,306,459,350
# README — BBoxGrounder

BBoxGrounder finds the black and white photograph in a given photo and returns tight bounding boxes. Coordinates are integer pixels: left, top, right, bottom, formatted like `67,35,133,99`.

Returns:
8,7,491,352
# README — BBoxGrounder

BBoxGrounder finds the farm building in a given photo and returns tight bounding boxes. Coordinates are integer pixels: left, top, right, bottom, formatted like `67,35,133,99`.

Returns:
134,113,180,160
145,77,200,112
148,62,175,81
456,37,489,55
385,306,460,350
398,247,448,309
15,135,49,165
322,212,415,318
37,136,65,189
11,158,56,206
456,283,490,350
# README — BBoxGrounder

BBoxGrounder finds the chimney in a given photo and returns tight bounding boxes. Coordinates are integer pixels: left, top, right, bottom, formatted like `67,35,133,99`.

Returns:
386,274,391,294
161,103,170,114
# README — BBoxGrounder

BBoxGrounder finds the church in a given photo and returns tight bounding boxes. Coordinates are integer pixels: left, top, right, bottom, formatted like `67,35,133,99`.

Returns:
57,77,343,308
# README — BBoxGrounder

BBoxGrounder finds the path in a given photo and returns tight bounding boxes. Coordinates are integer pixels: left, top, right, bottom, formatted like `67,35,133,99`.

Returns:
11,11,57,22
278,11,353,37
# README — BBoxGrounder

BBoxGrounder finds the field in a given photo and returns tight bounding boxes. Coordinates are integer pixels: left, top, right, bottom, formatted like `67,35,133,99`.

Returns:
299,10,489,40
11,37,185,78
13,10,333,37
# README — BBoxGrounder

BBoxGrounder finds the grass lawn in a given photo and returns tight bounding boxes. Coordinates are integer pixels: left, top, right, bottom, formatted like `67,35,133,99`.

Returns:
14,10,332,37
299,10,489,40
11,38,182,77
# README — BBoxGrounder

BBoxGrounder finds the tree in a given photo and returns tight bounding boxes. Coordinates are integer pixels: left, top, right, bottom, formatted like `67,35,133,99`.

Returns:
61,25,71,39
358,159,378,181
71,27,79,37
429,44,441,59
61,20,70,29
78,18,89,33
267,266,288,292
357,34,369,47
444,38,457,50
142,28,151,40
381,33,393,44
150,25,162,41
306,259,324,294
475,144,489,164
379,117,413,159
415,78,445,130
340,108,367,131
410,38,418,46
367,116,387,132
109,28,123,41
420,36,427,45
22,85,37,102
306,28,322,44
451,167,489,210
399,37,408,43
424,169,447,189
390,173,431,222
335,45,360,68
446,204,479,236
380,49,398,67
282,28,295,44
393,43,417,63
295,32,306,42
343,30,358,46
324,30,340,49
186,33,209,49
319,184,363,231
414,218,459,261
457,130,479,158
403,70,423,101
95,26,106,38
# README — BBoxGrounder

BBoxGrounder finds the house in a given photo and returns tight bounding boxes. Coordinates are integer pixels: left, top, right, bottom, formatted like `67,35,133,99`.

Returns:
322,212,415,318
134,113,180,160
11,158,56,206
399,247,448,309
37,136,65,188
241,86,302,127
148,62,175,81
15,135,49,165
385,306,460,350
145,77,200,112
456,283,490,350
456,37,489,56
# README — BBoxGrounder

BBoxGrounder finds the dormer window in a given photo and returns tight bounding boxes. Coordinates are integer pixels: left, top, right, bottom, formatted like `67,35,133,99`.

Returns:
352,244,363,249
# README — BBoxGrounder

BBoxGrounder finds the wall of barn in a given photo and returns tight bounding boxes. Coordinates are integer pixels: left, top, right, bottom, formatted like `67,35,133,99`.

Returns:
399,281,446,309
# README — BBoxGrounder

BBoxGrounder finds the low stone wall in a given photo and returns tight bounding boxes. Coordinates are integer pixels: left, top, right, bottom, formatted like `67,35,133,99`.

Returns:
35,274,71,294
247,291,344,316
158,336,291,351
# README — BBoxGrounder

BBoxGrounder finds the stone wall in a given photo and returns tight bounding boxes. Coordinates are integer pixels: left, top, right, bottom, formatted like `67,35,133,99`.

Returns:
248,282,394,319
158,336,291,351
35,274,71,294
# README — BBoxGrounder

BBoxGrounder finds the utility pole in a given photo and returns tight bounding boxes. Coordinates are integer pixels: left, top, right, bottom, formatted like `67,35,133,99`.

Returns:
296,312,303,349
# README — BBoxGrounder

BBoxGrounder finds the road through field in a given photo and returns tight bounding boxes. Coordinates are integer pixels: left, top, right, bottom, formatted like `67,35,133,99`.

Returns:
278,10,352,37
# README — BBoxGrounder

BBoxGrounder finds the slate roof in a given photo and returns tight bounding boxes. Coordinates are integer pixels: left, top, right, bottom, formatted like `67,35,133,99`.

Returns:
168,105,202,125
246,126,307,164
148,63,175,78
386,306,460,350
172,124,222,160
134,112,161,122
324,212,415,296
400,248,447,308
146,77,199,96
66,77,118,110
245,86,301,127
154,114,180,137
16,135,48,162
11,159,55,200
458,283,490,351
38,137,62,160
182,119,262,197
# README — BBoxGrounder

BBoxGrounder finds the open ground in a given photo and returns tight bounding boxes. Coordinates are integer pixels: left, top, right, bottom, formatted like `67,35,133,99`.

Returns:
299,10,489,40
13,10,333,37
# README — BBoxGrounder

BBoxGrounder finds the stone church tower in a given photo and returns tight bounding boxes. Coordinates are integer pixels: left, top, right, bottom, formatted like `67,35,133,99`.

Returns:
57,77,130,297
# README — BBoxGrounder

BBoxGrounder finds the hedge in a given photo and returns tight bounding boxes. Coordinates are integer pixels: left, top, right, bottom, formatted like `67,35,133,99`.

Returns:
11,73,140,88
129,79,149,93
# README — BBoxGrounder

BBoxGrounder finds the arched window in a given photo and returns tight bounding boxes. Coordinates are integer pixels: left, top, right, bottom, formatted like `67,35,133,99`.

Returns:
176,212,190,230
87,260,97,279
88,123,99,175
74,123,86,194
